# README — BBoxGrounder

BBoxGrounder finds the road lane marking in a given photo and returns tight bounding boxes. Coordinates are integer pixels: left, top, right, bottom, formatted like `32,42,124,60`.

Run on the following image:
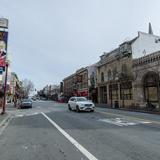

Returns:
41,112,98,160
16,114,24,117
97,111,160,125
98,118,151,127
15,112,39,118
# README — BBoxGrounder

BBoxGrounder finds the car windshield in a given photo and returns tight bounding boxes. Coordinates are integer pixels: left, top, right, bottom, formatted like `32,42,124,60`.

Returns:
76,97,87,101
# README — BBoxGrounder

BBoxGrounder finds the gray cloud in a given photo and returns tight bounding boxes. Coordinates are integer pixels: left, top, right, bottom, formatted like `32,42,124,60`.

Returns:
0,0,160,89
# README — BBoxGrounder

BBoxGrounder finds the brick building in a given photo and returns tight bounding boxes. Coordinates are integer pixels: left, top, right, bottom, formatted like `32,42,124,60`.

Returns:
63,73,76,98
63,64,97,102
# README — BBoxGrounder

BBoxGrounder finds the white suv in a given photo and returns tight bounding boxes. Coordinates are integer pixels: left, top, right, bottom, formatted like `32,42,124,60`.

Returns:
68,97,95,112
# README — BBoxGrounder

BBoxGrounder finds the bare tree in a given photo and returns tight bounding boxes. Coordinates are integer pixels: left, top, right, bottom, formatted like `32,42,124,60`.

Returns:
21,79,34,98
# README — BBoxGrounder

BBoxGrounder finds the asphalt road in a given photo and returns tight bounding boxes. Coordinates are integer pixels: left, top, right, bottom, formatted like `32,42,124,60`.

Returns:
0,101,160,160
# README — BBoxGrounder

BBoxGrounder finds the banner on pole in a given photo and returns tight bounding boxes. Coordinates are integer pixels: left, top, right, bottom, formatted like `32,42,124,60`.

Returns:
0,31,8,67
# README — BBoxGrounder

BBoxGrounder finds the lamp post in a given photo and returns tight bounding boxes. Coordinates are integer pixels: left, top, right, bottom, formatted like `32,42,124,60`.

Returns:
1,61,9,114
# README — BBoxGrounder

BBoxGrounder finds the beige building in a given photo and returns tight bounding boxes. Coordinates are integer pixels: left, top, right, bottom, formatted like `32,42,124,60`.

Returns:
9,72,22,103
97,44,133,108
97,25,160,109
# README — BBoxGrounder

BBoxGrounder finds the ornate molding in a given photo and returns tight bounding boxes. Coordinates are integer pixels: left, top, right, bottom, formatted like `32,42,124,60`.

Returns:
133,51,160,67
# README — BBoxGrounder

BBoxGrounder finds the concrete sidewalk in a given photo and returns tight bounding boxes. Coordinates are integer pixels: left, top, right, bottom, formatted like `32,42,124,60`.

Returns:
0,113,8,123
95,103,160,115
95,103,109,108
0,103,15,126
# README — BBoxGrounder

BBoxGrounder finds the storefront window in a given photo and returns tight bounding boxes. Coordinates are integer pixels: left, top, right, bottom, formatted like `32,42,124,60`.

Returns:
100,86,107,103
109,84,118,100
143,72,159,102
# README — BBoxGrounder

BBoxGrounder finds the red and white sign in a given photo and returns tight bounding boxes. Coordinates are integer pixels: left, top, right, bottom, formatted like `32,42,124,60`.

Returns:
0,50,6,67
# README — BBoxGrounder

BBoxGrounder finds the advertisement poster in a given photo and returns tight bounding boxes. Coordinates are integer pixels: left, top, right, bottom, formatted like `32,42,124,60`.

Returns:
0,18,8,29
0,31,8,68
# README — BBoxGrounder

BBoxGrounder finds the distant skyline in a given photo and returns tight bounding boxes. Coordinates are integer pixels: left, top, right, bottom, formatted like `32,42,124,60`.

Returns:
0,0,160,90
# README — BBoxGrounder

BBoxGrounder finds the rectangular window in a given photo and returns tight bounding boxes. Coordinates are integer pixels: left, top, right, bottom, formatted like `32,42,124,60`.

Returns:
112,90,118,100
109,84,118,100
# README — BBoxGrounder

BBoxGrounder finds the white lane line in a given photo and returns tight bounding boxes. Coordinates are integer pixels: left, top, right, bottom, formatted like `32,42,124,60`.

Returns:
16,114,24,117
41,112,98,160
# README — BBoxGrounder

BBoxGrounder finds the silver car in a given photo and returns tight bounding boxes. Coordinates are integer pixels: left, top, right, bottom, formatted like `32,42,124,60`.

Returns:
68,97,95,112
19,99,32,109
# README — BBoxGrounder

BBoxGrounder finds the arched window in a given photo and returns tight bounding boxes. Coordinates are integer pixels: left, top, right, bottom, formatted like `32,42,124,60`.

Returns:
108,69,112,81
122,64,127,74
113,67,118,80
101,72,104,82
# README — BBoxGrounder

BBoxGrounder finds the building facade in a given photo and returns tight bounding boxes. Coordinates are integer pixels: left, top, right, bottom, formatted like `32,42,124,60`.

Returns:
63,64,97,102
133,51,160,110
75,67,88,97
63,24,160,109
97,45,133,108
9,72,22,106
97,26,160,108
63,73,76,98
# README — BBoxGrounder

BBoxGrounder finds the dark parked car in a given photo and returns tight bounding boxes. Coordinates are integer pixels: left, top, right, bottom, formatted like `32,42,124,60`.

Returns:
19,99,32,109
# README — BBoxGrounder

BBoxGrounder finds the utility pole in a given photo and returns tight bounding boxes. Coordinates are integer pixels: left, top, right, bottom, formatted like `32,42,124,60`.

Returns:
0,18,9,114
1,62,8,114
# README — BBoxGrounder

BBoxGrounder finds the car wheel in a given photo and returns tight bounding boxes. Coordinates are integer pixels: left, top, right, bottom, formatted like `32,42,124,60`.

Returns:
91,110,94,112
68,104,72,111
76,106,80,112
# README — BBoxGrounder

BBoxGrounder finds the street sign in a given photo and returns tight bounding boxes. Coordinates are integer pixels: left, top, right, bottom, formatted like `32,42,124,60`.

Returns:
0,67,3,74
0,18,8,29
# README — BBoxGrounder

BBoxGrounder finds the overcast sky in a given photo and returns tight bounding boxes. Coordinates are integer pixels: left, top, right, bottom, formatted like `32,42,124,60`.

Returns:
0,0,160,90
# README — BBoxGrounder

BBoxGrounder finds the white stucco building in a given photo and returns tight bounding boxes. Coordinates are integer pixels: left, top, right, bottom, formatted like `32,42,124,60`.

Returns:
132,31,160,58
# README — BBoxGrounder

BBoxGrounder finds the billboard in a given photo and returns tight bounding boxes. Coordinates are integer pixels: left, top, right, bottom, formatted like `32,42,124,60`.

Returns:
0,31,8,68
0,18,8,28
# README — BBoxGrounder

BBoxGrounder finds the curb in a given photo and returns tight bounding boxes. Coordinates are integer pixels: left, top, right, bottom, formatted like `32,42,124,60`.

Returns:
96,105,160,115
117,108,160,115
0,114,13,136
0,114,12,127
